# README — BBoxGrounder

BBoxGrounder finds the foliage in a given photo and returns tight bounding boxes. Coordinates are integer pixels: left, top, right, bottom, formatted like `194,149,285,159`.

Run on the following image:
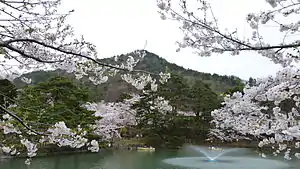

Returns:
13,51,243,102
156,0,300,160
224,86,244,96
158,73,191,111
13,76,98,131
248,77,257,87
3,0,300,164
0,79,18,108
130,85,175,147
0,0,169,164
130,75,220,148
96,51,243,93
189,80,222,119
224,81,245,96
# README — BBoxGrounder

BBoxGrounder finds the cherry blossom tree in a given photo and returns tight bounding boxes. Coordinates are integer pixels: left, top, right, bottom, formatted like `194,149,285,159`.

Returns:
84,96,139,140
0,0,172,164
156,0,300,159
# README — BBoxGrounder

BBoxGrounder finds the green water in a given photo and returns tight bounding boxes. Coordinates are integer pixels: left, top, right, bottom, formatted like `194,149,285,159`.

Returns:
0,149,299,169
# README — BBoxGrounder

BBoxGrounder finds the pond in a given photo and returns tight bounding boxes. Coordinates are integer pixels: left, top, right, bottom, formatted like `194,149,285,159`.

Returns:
0,148,299,169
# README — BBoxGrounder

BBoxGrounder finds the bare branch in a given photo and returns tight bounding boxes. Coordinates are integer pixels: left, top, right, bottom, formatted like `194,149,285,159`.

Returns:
0,1,39,15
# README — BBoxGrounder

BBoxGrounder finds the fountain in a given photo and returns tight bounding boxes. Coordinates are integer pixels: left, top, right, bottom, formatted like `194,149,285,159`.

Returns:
162,145,290,169
188,145,245,161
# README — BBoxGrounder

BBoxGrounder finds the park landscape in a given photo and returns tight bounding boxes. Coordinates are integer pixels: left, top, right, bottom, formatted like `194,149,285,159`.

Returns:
0,0,300,169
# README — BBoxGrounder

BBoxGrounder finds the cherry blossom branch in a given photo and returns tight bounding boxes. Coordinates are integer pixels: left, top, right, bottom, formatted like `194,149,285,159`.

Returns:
174,11,255,50
174,9,300,52
211,42,300,52
157,0,300,65
0,38,156,75
1,42,63,63
0,105,43,135
156,0,300,160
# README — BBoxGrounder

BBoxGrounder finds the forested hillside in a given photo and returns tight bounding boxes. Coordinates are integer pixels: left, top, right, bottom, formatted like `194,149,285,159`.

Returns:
13,50,243,102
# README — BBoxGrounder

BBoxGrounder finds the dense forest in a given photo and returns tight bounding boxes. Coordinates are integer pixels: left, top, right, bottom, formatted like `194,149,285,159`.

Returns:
0,49,254,156
0,50,248,150
1,73,227,150
13,50,245,102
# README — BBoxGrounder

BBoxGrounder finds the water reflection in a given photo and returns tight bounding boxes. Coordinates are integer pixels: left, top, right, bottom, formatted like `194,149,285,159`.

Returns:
0,149,299,169
163,156,290,169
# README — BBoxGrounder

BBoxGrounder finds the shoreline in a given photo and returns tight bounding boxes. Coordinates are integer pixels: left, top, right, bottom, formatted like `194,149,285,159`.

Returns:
1,139,297,159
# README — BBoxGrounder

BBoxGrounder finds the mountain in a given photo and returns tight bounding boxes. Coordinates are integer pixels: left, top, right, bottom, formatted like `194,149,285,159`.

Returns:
13,50,243,101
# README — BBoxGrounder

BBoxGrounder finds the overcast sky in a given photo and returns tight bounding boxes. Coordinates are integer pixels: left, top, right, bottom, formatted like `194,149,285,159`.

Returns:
58,0,294,80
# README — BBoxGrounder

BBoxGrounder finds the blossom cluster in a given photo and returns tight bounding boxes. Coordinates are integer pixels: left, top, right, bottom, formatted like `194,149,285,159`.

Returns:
2,0,300,165
156,0,300,67
210,68,300,159
0,93,180,160
84,100,137,140
156,0,300,160
0,0,171,166
0,1,171,165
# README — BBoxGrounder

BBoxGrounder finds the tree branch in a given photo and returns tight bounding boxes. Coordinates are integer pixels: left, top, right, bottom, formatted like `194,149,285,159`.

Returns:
0,105,44,135
0,1,39,15
1,43,63,63
2,38,156,75
169,8,256,50
221,42,300,52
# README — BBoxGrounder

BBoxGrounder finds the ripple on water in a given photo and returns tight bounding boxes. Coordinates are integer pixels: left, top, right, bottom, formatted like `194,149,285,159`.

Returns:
162,156,290,169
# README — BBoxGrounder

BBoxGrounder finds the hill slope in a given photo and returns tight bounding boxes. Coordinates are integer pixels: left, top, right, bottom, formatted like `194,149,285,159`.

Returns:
13,50,243,101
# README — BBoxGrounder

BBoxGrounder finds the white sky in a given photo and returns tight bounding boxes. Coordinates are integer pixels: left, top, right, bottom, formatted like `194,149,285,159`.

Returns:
58,0,298,80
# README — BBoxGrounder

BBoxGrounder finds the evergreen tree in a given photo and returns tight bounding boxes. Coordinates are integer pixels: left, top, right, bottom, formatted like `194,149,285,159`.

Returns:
0,79,18,108
158,73,190,111
14,76,99,131
189,80,222,120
